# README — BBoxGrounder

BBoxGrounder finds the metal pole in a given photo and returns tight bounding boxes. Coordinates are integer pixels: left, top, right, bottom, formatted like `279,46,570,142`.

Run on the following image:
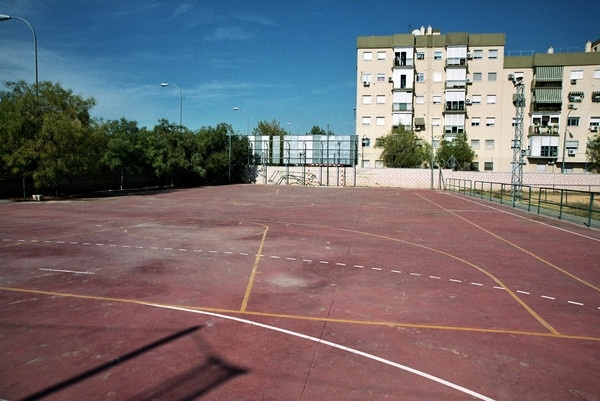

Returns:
562,105,577,174
0,15,38,86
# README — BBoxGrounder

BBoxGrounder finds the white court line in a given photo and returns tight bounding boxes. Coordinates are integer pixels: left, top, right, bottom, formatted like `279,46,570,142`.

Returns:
144,303,495,401
38,268,94,275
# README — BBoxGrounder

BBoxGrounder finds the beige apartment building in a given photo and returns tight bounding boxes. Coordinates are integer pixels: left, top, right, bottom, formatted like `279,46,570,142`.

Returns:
356,27,600,173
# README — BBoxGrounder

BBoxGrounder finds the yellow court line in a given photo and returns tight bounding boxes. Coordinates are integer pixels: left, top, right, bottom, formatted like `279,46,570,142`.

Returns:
1,286,599,342
240,223,269,312
262,218,561,335
426,193,600,293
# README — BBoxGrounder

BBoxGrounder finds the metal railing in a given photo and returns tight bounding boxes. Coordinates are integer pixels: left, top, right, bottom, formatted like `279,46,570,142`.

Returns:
445,178,600,228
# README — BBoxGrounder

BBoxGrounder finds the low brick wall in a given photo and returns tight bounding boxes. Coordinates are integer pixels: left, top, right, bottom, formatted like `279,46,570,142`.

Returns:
257,165,600,191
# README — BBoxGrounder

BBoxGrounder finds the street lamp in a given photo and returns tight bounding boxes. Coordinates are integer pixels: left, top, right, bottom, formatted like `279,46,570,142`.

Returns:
561,104,577,173
1,14,38,86
232,107,249,136
160,82,182,131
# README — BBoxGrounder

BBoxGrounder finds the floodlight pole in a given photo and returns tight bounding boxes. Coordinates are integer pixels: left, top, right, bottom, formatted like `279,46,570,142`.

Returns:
509,75,525,205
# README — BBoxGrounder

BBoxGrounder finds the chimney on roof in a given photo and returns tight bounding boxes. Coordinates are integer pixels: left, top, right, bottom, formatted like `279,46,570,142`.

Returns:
585,40,592,52
547,46,554,54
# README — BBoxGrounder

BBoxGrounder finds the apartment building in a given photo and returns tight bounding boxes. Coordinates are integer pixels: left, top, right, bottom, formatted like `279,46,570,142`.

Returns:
356,26,600,173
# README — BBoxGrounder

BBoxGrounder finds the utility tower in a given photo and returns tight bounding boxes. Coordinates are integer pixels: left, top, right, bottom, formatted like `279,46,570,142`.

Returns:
509,74,525,204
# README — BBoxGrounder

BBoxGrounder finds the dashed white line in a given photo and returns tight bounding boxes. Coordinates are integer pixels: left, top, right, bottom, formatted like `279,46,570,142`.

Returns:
286,257,296,261
541,295,555,300
336,262,346,266
39,268,94,275
493,286,505,290
371,267,382,271
391,270,402,274
271,256,280,259
429,275,441,280
449,279,462,283
516,290,530,295
319,261,329,264
568,301,584,306
470,282,483,286
353,265,364,268
409,273,421,276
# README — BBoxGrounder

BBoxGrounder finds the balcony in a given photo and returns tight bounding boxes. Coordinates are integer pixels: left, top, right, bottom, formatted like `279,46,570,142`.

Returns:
394,57,414,68
393,103,412,112
446,57,466,67
446,80,466,89
444,101,466,113
528,125,560,136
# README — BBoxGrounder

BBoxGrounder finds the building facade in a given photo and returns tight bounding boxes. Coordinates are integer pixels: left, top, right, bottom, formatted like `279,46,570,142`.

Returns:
356,26,600,173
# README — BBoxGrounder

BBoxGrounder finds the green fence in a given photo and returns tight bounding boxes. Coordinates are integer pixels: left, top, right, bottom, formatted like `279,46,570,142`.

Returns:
445,179,600,228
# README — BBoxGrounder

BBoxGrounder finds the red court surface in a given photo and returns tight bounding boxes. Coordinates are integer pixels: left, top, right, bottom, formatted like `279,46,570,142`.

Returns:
0,185,599,400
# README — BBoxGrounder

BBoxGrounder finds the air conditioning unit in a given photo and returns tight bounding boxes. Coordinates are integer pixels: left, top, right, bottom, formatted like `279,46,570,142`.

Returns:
467,53,472,59
466,79,472,84
414,127,421,131
388,77,393,83
568,149,576,156
363,81,370,87
590,126,598,132
571,79,577,84
465,99,472,104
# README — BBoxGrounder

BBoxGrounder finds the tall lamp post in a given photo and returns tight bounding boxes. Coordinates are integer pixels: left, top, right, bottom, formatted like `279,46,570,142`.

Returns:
561,104,577,174
160,82,182,131
232,107,249,136
1,14,38,86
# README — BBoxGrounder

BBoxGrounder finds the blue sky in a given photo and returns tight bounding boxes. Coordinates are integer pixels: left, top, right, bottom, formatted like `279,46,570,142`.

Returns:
2,0,599,135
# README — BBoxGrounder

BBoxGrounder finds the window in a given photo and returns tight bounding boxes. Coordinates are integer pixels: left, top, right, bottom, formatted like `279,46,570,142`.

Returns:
377,73,386,82
471,117,481,126
434,50,443,60
471,139,480,149
362,95,372,104
489,49,498,59
416,95,425,104
488,72,497,81
432,95,442,104
541,145,558,157
568,92,584,102
486,118,495,127
416,72,425,82
593,92,600,103
595,69,600,79
377,51,386,60
417,52,425,60
376,117,385,126
485,140,494,150
473,50,483,59
590,117,600,128
363,52,372,61
568,117,580,127
570,69,583,80
487,95,496,104
362,73,372,85
472,95,481,104
362,116,371,126
473,72,482,82
484,162,494,171
376,95,386,104
433,72,442,82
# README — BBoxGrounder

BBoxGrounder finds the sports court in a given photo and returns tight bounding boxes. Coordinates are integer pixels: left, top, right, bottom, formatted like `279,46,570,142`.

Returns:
1,185,599,400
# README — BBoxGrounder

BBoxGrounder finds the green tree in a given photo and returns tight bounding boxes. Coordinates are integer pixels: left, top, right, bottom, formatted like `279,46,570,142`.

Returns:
586,133,600,173
98,118,143,189
0,80,105,188
375,125,428,168
253,119,287,165
435,132,476,171
309,126,327,136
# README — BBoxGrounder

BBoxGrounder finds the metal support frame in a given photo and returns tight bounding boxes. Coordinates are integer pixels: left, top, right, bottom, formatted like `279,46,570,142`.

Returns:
510,76,525,205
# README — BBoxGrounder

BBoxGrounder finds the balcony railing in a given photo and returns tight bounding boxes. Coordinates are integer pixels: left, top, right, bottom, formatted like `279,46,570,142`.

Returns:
528,125,560,136
394,58,414,67
446,80,466,89
446,57,466,66
445,101,466,112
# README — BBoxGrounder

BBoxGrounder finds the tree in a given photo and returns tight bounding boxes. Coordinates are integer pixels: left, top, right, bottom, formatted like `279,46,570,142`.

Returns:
435,132,476,171
98,118,143,189
0,80,105,188
586,133,600,173
375,125,429,168
252,119,287,165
